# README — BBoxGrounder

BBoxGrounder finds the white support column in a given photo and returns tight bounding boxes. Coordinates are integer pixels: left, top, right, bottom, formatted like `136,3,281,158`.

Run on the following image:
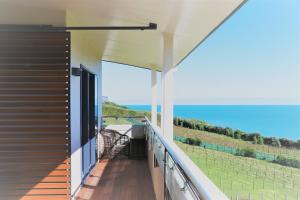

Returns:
151,69,158,126
161,33,174,141
97,61,102,131
96,61,103,160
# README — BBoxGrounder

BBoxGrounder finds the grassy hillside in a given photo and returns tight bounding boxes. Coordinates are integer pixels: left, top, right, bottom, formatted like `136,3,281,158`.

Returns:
174,126,300,162
176,142,300,199
102,102,151,126
102,101,300,199
103,101,144,117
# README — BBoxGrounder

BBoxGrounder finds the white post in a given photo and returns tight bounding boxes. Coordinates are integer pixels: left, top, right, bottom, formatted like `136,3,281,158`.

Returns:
161,33,174,141
151,69,158,126
98,61,102,130
97,61,102,160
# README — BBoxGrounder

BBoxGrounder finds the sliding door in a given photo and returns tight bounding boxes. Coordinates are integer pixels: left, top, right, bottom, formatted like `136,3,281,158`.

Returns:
80,66,97,176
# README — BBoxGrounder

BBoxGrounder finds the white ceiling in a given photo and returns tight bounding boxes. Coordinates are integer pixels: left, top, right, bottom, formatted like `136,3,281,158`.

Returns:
0,0,246,71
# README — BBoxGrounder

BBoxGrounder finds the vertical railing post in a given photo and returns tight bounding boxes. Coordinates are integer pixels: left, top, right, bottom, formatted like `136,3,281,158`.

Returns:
151,69,158,126
161,33,174,142
97,61,102,160
163,147,167,200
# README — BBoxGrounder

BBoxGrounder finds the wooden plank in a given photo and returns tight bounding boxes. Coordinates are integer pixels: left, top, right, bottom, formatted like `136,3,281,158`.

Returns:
40,176,70,182
0,101,68,107
0,31,70,39
0,145,68,151
0,110,67,116
0,46,69,55
0,76,68,82
0,189,70,195
26,189,70,195
0,131,68,136
0,158,70,165
20,195,69,200
0,90,67,96
0,152,68,159
0,126,68,132
0,64,69,70
0,70,68,76
0,170,70,177
0,115,68,121
0,51,69,58
0,118,68,122
0,38,70,46
0,120,68,125
0,195,69,200
1,162,70,171
0,182,70,189
0,133,68,139
0,139,68,146
0,165,70,173
2,176,70,183
0,57,68,64
0,95,68,101
75,159,157,200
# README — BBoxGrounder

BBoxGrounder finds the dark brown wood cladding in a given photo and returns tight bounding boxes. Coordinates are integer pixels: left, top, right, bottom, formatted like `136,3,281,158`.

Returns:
0,31,70,200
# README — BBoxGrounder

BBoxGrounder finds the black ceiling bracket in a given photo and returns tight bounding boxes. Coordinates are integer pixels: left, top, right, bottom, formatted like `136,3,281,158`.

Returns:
0,23,157,32
71,67,82,76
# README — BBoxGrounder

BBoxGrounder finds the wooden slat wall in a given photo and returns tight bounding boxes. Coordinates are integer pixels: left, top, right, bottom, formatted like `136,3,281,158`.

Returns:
0,31,70,200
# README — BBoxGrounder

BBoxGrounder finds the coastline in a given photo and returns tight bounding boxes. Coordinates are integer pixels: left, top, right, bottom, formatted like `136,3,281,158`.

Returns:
126,105,300,140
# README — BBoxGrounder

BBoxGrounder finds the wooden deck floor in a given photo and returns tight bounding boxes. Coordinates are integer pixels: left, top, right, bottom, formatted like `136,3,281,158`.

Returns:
75,158,156,200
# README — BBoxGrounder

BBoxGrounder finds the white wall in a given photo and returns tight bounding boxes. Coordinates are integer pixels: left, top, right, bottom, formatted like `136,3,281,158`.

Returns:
70,69,82,197
70,62,101,197
67,12,102,196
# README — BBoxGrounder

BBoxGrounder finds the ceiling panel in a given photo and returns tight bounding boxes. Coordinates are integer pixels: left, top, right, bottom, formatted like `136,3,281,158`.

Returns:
0,0,246,71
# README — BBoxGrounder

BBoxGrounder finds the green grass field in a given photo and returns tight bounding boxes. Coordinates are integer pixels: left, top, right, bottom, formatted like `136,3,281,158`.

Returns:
176,142,300,200
174,125,300,162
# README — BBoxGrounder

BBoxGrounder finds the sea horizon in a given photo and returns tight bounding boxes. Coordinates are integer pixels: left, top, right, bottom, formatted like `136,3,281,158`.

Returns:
125,105,300,141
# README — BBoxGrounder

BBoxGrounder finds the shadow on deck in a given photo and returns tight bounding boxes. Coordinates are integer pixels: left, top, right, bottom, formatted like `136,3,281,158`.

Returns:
75,158,156,200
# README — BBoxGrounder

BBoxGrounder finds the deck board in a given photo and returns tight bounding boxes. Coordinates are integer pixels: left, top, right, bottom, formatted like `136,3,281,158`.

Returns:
75,158,156,200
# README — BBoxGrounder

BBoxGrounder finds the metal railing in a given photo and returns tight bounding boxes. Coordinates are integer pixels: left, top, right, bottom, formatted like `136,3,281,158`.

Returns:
102,116,145,127
145,117,229,200
100,116,229,200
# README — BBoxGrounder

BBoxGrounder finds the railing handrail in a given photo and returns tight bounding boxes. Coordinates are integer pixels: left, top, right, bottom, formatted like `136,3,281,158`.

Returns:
145,117,229,200
102,115,145,119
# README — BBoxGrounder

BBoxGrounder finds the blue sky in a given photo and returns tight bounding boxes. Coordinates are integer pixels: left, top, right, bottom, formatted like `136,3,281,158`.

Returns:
103,0,300,105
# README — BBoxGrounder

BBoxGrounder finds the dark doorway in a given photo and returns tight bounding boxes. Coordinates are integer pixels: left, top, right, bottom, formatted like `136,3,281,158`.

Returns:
80,65,97,176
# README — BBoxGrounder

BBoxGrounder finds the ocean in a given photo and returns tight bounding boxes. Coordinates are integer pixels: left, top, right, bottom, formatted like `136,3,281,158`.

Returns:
126,105,300,140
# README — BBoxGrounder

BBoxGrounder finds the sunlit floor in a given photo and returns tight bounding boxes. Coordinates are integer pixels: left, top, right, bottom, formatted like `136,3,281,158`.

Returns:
75,158,156,200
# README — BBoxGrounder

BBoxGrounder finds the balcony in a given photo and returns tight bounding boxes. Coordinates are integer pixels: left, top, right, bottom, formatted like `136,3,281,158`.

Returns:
74,159,155,200
75,117,228,200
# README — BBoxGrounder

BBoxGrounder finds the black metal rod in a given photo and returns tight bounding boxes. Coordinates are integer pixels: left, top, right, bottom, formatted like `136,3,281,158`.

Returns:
0,23,157,32
65,22,157,30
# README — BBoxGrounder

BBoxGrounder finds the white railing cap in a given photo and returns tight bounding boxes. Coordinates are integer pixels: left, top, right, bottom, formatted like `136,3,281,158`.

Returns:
146,117,229,200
